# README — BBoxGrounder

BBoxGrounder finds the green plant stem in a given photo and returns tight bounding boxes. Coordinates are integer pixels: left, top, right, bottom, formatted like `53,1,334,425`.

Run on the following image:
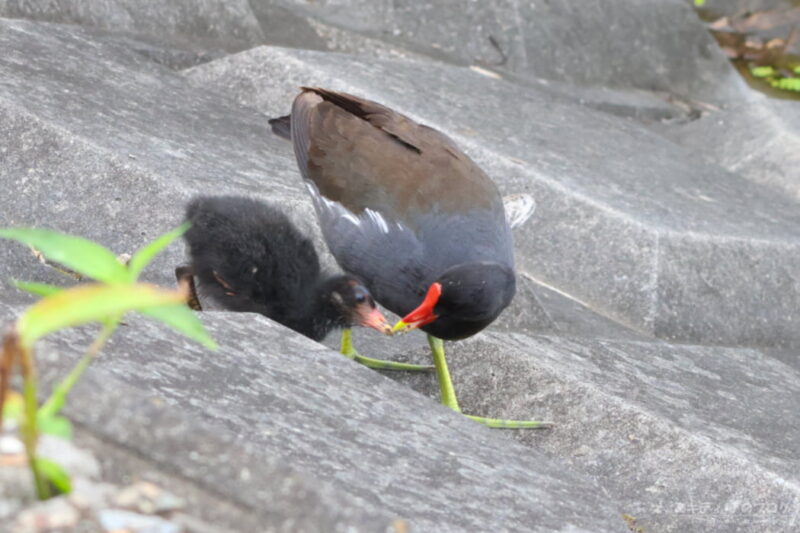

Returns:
39,316,121,419
0,330,17,432
19,343,50,500
25,316,120,500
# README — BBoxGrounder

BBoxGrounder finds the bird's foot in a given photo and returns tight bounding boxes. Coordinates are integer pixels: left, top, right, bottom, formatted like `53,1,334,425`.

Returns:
340,330,434,372
438,391,552,429
342,349,435,371
425,336,552,429
464,414,553,429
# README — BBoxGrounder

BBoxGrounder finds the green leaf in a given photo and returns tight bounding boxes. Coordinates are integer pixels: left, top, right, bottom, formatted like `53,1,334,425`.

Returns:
750,65,776,78
17,283,185,348
38,413,72,439
139,304,217,350
128,222,190,282
12,280,63,298
793,65,800,75
771,77,800,92
34,457,72,495
0,228,128,284
694,0,705,6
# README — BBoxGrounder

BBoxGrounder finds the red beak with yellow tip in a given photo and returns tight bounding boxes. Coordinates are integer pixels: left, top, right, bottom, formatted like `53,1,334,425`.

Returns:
391,282,442,334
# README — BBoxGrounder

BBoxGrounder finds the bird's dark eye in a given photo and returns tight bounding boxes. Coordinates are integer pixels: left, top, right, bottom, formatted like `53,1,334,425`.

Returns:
353,287,368,304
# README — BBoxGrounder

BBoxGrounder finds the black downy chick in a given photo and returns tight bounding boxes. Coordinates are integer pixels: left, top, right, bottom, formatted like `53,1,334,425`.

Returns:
179,195,391,341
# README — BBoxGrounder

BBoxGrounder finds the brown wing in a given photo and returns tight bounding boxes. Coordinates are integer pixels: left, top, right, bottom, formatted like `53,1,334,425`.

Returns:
289,87,498,227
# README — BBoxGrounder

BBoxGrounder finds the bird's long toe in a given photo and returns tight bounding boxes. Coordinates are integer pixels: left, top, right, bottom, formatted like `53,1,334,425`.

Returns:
465,415,554,430
339,329,434,372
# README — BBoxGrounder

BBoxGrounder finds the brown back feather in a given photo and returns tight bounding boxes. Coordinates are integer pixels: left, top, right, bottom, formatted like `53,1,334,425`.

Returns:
292,88,498,220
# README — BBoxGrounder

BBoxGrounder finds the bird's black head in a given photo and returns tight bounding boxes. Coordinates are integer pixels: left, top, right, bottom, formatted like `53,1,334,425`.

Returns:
314,275,392,336
392,262,516,340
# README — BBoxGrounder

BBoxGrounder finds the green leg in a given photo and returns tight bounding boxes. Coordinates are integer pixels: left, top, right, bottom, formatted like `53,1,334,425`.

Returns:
427,334,553,429
340,329,433,371
427,335,461,412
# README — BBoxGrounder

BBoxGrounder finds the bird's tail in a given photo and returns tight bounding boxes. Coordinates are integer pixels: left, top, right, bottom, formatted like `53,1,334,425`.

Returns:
268,115,291,140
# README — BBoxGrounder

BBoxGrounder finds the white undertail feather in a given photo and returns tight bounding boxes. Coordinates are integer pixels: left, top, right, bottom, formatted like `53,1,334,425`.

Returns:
503,193,536,229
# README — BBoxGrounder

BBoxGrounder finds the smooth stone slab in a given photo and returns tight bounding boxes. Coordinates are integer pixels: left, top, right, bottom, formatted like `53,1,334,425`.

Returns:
386,331,800,533
0,0,266,53
0,309,400,532
0,0,423,70
0,302,624,532
2,0,744,104
0,18,316,295
654,97,800,200
278,0,747,104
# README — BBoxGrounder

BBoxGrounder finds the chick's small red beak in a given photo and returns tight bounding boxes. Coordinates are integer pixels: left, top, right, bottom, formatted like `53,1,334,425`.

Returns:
354,305,393,335
392,282,442,334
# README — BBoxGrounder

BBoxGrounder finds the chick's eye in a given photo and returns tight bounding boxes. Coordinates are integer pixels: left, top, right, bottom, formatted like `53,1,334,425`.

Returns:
353,288,368,304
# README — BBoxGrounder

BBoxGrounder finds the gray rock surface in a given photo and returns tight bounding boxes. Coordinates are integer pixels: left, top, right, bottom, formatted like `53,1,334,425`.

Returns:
4,295,800,532
276,0,747,104
655,97,800,199
0,18,308,291
0,0,426,70
405,332,800,533
0,0,744,105
0,302,625,532
0,0,266,54
0,319,402,533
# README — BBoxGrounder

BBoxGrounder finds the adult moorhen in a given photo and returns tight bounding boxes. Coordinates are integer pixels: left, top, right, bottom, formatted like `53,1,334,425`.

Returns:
179,195,429,371
270,88,548,428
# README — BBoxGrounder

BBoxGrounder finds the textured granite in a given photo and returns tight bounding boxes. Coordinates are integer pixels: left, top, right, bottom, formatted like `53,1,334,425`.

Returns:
0,0,747,103
0,311,401,532
654,97,800,200
0,302,624,532
276,0,747,104
0,0,266,53
426,332,800,533
0,18,311,292
374,328,800,532
0,0,422,69
4,296,799,531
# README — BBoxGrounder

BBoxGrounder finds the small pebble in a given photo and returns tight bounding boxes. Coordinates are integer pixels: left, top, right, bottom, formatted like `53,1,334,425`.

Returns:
0,435,24,455
13,497,80,532
114,481,185,514
68,478,115,511
97,508,183,533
